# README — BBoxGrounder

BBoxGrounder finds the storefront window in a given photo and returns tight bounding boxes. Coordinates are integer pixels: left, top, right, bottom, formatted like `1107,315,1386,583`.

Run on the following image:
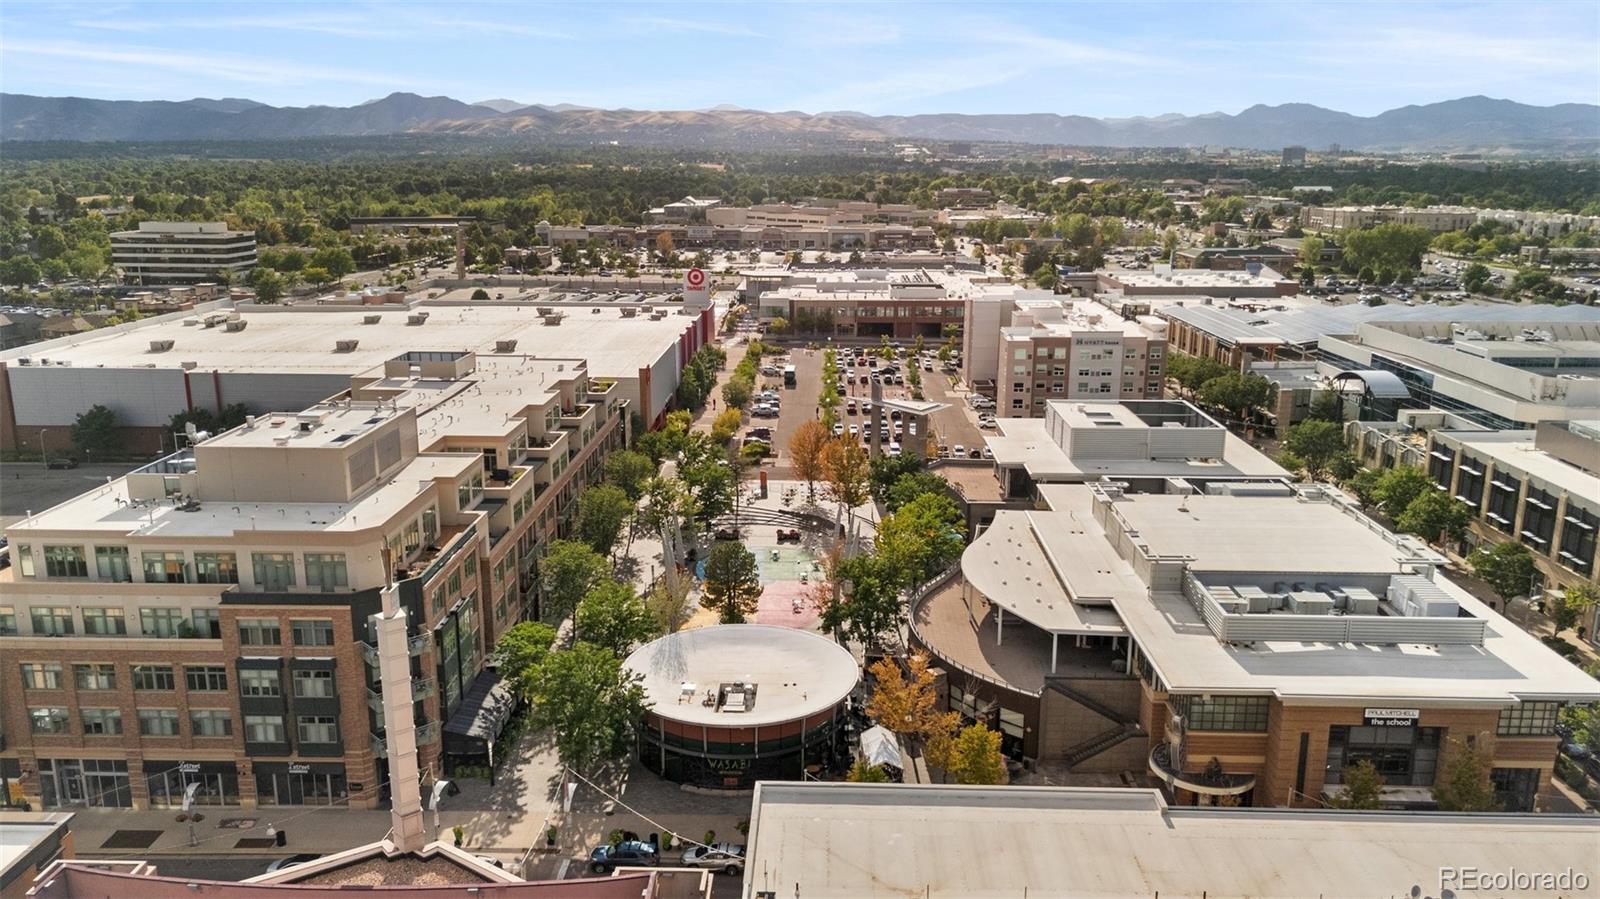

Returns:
146,762,240,808
38,758,131,808
1325,724,1441,787
256,765,348,806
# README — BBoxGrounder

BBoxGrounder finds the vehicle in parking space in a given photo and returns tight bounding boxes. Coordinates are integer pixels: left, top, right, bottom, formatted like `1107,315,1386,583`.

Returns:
858,374,870,384
968,447,983,459
846,399,857,414
46,457,79,469
681,842,747,875
589,841,659,873
888,442,902,456
937,444,950,457
978,417,996,429
953,444,965,458
982,446,994,459
832,423,844,437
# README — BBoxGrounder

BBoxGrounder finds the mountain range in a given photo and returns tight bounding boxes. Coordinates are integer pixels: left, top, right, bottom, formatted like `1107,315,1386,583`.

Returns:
1,92,1595,152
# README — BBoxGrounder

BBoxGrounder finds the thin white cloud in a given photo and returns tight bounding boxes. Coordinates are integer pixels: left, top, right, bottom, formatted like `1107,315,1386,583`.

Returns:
629,16,761,38
2,39,416,89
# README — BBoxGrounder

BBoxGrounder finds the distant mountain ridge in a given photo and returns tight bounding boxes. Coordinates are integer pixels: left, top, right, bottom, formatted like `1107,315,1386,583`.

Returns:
1,92,1594,151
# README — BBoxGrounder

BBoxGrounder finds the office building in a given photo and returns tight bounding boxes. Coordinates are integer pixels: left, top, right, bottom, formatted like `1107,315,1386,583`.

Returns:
1280,145,1306,167
1299,205,1481,234
740,782,1600,899
0,293,714,453
110,222,257,285
753,266,997,339
908,400,1599,810
1095,267,1299,299
0,351,626,811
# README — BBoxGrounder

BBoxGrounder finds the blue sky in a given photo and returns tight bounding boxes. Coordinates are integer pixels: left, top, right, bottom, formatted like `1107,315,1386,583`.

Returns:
2,1,1597,116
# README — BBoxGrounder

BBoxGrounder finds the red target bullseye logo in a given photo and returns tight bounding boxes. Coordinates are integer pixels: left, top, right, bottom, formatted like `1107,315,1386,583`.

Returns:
686,268,706,290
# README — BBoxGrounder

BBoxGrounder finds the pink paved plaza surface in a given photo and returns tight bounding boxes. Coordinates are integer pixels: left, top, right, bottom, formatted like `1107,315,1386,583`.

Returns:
754,580,820,628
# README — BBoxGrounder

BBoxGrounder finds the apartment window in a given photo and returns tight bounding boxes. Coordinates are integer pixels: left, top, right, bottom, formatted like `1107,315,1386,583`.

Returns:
244,715,285,744
132,665,175,691
297,715,339,744
463,552,477,580
191,607,221,639
448,570,462,596
251,553,296,590
139,607,185,638
1559,505,1597,576
403,521,421,554
1171,695,1270,732
142,551,189,584
421,506,439,544
16,545,34,577
82,607,128,635
431,586,445,615
194,552,239,584
292,619,335,646
42,545,88,579
1521,488,1558,548
30,707,69,734
138,709,181,737
303,554,348,592
81,708,123,735
74,663,117,691
1497,701,1561,737
20,663,63,689
190,709,233,737
95,546,132,582
238,618,281,646
31,606,74,635
186,666,228,692
293,669,335,698
240,669,281,697
0,607,16,635
1485,471,1520,533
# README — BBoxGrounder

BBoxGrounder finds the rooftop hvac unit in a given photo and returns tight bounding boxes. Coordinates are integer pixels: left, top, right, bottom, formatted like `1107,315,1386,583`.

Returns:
363,314,382,324
224,319,248,332
406,313,429,325
149,339,175,352
495,339,518,353
335,339,360,353
16,358,30,366
542,313,564,326
620,307,638,318
535,307,553,316
181,361,198,371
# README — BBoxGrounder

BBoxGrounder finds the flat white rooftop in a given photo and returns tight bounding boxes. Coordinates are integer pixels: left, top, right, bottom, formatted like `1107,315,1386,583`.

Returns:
743,783,1600,899
10,452,475,537
1443,429,1600,503
986,418,1283,481
624,624,858,728
960,510,1129,636
5,302,695,380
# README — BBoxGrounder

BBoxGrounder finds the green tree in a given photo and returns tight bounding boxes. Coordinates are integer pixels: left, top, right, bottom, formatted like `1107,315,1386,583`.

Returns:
680,447,736,526
302,265,334,288
1328,759,1384,810
867,451,922,504
885,471,951,514
1431,735,1497,812
1307,390,1344,423
70,404,119,457
944,724,1007,785
603,450,655,502
1372,466,1433,519
1,255,43,286
1469,542,1539,604
493,621,557,698
711,408,743,445
1345,467,1384,508
1167,354,1231,396
1549,583,1599,635
1461,262,1492,294
527,643,649,772
1298,235,1325,275
701,541,762,623
1281,419,1348,480
1395,491,1470,544
575,484,633,556
845,759,889,782
470,287,491,300
540,539,610,623
310,245,356,278
875,491,965,590
249,267,286,303
1197,372,1272,423
1343,223,1434,275
574,579,659,657
823,554,904,648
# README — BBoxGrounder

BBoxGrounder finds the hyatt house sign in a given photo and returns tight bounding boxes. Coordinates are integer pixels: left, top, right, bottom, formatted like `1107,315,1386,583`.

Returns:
1363,708,1421,727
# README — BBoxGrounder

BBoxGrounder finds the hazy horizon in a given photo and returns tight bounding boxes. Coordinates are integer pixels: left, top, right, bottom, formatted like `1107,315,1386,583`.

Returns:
2,0,1597,118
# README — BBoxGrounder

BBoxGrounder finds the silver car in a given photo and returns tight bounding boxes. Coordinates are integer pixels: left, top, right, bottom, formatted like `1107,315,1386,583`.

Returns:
680,842,746,875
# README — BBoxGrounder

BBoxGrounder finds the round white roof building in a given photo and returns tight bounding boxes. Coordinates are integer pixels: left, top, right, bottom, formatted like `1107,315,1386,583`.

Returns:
624,624,859,729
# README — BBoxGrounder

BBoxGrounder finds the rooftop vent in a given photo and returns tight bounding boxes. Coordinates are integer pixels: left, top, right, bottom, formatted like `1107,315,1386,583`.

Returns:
542,313,565,326
149,339,175,352
224,319,248,332
495,339,518,353
620,307,638,318
535,306,554,316
181,361,198,371
335,339,360,353
406,312,430,326
362,314,382,325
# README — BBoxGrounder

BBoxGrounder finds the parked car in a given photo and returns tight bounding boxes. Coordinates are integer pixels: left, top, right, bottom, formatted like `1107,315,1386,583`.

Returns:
952,444,965,457
589,841,659,873
46,457,78,469
681,842,746,875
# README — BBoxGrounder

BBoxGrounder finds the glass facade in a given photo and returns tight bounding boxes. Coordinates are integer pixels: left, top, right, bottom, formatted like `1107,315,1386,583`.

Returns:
1325,724,1441,787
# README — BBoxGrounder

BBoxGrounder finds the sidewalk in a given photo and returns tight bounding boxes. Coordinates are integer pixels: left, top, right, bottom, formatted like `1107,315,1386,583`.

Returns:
62,805,394,857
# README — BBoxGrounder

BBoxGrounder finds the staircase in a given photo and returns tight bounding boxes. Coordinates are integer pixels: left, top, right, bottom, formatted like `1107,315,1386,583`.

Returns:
1061,722,1146,769
1045,680,1136,726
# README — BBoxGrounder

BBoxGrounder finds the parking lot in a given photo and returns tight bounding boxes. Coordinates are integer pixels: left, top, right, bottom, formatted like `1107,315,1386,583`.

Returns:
0,461,142,531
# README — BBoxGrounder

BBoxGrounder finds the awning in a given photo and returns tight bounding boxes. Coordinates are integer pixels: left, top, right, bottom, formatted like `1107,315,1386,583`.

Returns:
443,669,518,756
859,725,903,769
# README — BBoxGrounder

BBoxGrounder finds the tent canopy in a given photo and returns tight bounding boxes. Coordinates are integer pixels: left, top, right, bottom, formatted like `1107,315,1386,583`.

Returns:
859,725,903,769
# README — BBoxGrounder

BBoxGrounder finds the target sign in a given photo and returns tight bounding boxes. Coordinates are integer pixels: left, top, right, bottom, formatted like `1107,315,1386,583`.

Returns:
685,268,706,290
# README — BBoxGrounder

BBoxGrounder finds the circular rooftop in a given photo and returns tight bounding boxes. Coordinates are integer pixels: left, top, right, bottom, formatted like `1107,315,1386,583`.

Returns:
624,624,859,728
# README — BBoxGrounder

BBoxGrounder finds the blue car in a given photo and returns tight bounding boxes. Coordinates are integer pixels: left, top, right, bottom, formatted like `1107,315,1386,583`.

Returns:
589,840,658,873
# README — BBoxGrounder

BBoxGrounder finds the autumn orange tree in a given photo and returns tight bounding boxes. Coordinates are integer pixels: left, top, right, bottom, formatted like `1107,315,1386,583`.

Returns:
866,653,960,756
789,420,829,502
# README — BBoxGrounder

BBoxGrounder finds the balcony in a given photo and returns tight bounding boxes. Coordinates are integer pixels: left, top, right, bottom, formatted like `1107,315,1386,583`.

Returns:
394,522,477,586
359,632,432,666
1148,743,1255,798
416,721,440,744
366,677,437,713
